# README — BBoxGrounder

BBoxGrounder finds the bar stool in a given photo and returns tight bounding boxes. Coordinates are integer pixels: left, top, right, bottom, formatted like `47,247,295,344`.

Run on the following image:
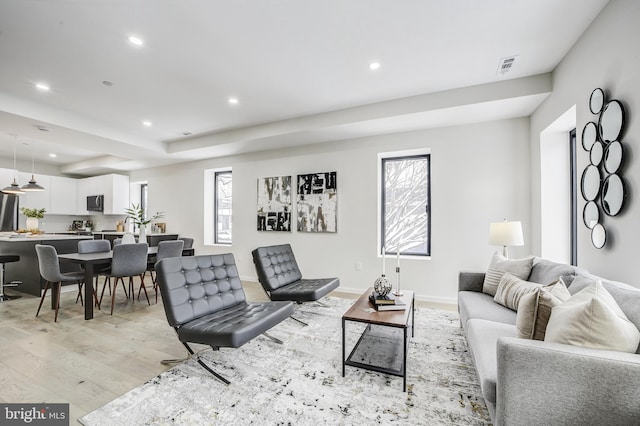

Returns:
0,255,21,301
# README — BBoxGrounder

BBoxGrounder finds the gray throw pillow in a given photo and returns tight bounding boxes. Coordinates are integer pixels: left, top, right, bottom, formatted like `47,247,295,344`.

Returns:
482,252,534,297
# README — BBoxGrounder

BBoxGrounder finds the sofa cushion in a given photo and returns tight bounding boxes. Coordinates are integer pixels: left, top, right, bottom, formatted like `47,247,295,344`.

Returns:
482,253,534,297
516,278,571,340
493,273,541,311
458,291,517,329
527,258,583,286
466,319,518,405
545,280,640,353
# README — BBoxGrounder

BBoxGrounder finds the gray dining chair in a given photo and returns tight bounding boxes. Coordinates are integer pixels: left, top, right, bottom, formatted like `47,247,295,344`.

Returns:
146,240,184,302
35,244,85,322
78,239,112,308
178,237,194,249
100,242,149,315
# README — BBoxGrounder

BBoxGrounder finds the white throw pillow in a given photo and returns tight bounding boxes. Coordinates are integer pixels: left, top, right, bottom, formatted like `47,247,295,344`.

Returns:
545,280,640,353
482,252,534,297
494,272,541,311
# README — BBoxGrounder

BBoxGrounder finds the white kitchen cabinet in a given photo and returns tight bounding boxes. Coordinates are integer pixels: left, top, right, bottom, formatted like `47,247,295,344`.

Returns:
77,174,129,215
49,176,77,215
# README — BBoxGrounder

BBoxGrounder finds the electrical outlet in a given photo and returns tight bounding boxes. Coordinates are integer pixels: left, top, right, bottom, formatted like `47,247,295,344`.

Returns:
355,261,363,271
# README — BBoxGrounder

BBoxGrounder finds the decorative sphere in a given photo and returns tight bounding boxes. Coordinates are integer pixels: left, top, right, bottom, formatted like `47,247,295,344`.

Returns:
373,275,392,296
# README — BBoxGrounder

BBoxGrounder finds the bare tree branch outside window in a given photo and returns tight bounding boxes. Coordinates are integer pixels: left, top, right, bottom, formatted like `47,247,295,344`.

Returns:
215,171,232,244
382,155,430,256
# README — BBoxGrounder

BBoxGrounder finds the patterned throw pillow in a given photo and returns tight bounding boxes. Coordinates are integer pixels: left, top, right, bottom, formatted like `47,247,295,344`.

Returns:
516,278,571,340
482,252,534,297
494,273,541,311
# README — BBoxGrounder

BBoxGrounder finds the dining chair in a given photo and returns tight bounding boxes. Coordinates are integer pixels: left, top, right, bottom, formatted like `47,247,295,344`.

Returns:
35,244,85,322
146,240,184,302
122,233,137,244
178,237,194,249
100,242,149,315
77,239,112,308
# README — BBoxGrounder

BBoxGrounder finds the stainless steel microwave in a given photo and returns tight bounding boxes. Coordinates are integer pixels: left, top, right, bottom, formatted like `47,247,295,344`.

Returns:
87,195,104,212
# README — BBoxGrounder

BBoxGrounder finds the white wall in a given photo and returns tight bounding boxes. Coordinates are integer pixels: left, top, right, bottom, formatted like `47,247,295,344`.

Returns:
130,118,530,304
530,0,640,286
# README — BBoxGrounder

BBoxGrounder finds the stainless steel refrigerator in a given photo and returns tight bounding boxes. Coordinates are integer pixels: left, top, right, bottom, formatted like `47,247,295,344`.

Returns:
0,192,19,231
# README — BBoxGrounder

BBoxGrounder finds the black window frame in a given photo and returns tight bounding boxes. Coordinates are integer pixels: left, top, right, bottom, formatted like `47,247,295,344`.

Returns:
381,153,431,257
214,170,232,245
569,128,577,265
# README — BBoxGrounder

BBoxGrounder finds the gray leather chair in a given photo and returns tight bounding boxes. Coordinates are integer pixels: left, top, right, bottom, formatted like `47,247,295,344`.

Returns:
251,244,340,325
35,244,85,322
100,242,149,314
156,253,294,384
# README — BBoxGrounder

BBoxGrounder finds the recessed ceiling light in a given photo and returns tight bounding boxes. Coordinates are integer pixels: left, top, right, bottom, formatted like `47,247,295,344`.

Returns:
128,35,144,46
369,62,381,71
35,82,50,91
49,153,57,158
228,97,239,105
142,120,152,127
182,131,193,136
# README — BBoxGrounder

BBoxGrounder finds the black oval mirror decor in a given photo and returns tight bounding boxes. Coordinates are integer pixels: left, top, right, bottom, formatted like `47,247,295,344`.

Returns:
590,88,605,114
603,140,623,174
601,173,625,216
590,141,604,166
583,201,600,229
591,223,606,249
599,100,624,142
581,121,598,151
580,164,601,202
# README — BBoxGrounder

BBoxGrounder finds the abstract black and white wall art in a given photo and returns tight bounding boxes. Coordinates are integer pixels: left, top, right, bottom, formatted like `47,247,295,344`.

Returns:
297,172,337,233
257,176,292,231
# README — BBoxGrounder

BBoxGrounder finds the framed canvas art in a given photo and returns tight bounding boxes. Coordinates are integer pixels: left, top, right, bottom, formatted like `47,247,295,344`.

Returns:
257,176,292,231
297,172,337,233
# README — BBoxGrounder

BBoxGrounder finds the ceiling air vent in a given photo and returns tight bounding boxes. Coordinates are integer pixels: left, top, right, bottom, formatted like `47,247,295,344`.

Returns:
497,55,518,75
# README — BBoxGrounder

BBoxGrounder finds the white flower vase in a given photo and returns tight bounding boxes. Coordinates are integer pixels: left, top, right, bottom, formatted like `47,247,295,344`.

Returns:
26,217,39,230
139,224,147,242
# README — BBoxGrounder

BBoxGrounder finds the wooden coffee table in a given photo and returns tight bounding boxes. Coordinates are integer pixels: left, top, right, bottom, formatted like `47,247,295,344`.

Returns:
341,288,415,391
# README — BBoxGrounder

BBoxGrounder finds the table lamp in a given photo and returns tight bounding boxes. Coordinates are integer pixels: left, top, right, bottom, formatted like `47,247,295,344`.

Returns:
489,220,524,258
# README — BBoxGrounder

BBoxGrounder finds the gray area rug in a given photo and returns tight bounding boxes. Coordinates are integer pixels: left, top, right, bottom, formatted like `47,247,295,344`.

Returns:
80,297,490,425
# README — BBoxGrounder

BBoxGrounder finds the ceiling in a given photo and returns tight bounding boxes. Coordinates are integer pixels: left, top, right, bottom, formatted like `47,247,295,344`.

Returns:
0,0,609,176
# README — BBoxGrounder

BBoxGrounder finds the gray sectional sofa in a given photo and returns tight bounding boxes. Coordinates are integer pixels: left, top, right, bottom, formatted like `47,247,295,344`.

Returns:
458,258,640,426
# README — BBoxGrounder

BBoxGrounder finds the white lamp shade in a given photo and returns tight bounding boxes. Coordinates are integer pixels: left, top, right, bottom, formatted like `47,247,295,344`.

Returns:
489,221,524,247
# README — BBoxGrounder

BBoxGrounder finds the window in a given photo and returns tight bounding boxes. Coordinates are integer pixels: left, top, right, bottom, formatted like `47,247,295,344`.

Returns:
140,183,148,222
380,152,431,257
214,171,232,245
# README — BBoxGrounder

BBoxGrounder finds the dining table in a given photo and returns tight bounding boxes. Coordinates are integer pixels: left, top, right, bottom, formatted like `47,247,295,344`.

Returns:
58,246,194,320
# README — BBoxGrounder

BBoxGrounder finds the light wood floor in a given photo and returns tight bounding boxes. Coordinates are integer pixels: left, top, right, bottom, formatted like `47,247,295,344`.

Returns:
0,281,453,423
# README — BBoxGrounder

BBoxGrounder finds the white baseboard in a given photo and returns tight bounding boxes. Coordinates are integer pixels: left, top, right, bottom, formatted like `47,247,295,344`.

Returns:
240,277,457,307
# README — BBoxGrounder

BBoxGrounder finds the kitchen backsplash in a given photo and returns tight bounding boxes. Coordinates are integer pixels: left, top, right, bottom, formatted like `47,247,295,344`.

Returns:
19,215,127,233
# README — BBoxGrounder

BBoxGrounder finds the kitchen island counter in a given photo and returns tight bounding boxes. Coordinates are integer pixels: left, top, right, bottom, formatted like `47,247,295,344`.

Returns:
0,234,93,296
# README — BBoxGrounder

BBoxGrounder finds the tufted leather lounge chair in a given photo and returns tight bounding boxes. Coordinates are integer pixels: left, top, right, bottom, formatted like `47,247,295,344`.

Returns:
156,253,294,384
251,244,340,325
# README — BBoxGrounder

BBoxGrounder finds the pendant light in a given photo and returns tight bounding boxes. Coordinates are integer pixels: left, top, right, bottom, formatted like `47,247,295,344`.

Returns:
21,140,45,192
1,136,25,195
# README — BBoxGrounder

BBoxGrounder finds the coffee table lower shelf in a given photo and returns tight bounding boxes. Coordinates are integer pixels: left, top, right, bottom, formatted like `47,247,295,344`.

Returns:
341,289,415,392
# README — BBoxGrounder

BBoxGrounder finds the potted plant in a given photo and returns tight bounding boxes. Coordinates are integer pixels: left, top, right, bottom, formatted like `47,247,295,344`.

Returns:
20,207,46,231
124,204,164,240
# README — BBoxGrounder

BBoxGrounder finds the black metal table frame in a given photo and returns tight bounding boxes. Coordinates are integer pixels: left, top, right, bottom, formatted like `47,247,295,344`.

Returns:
341,296,415,392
